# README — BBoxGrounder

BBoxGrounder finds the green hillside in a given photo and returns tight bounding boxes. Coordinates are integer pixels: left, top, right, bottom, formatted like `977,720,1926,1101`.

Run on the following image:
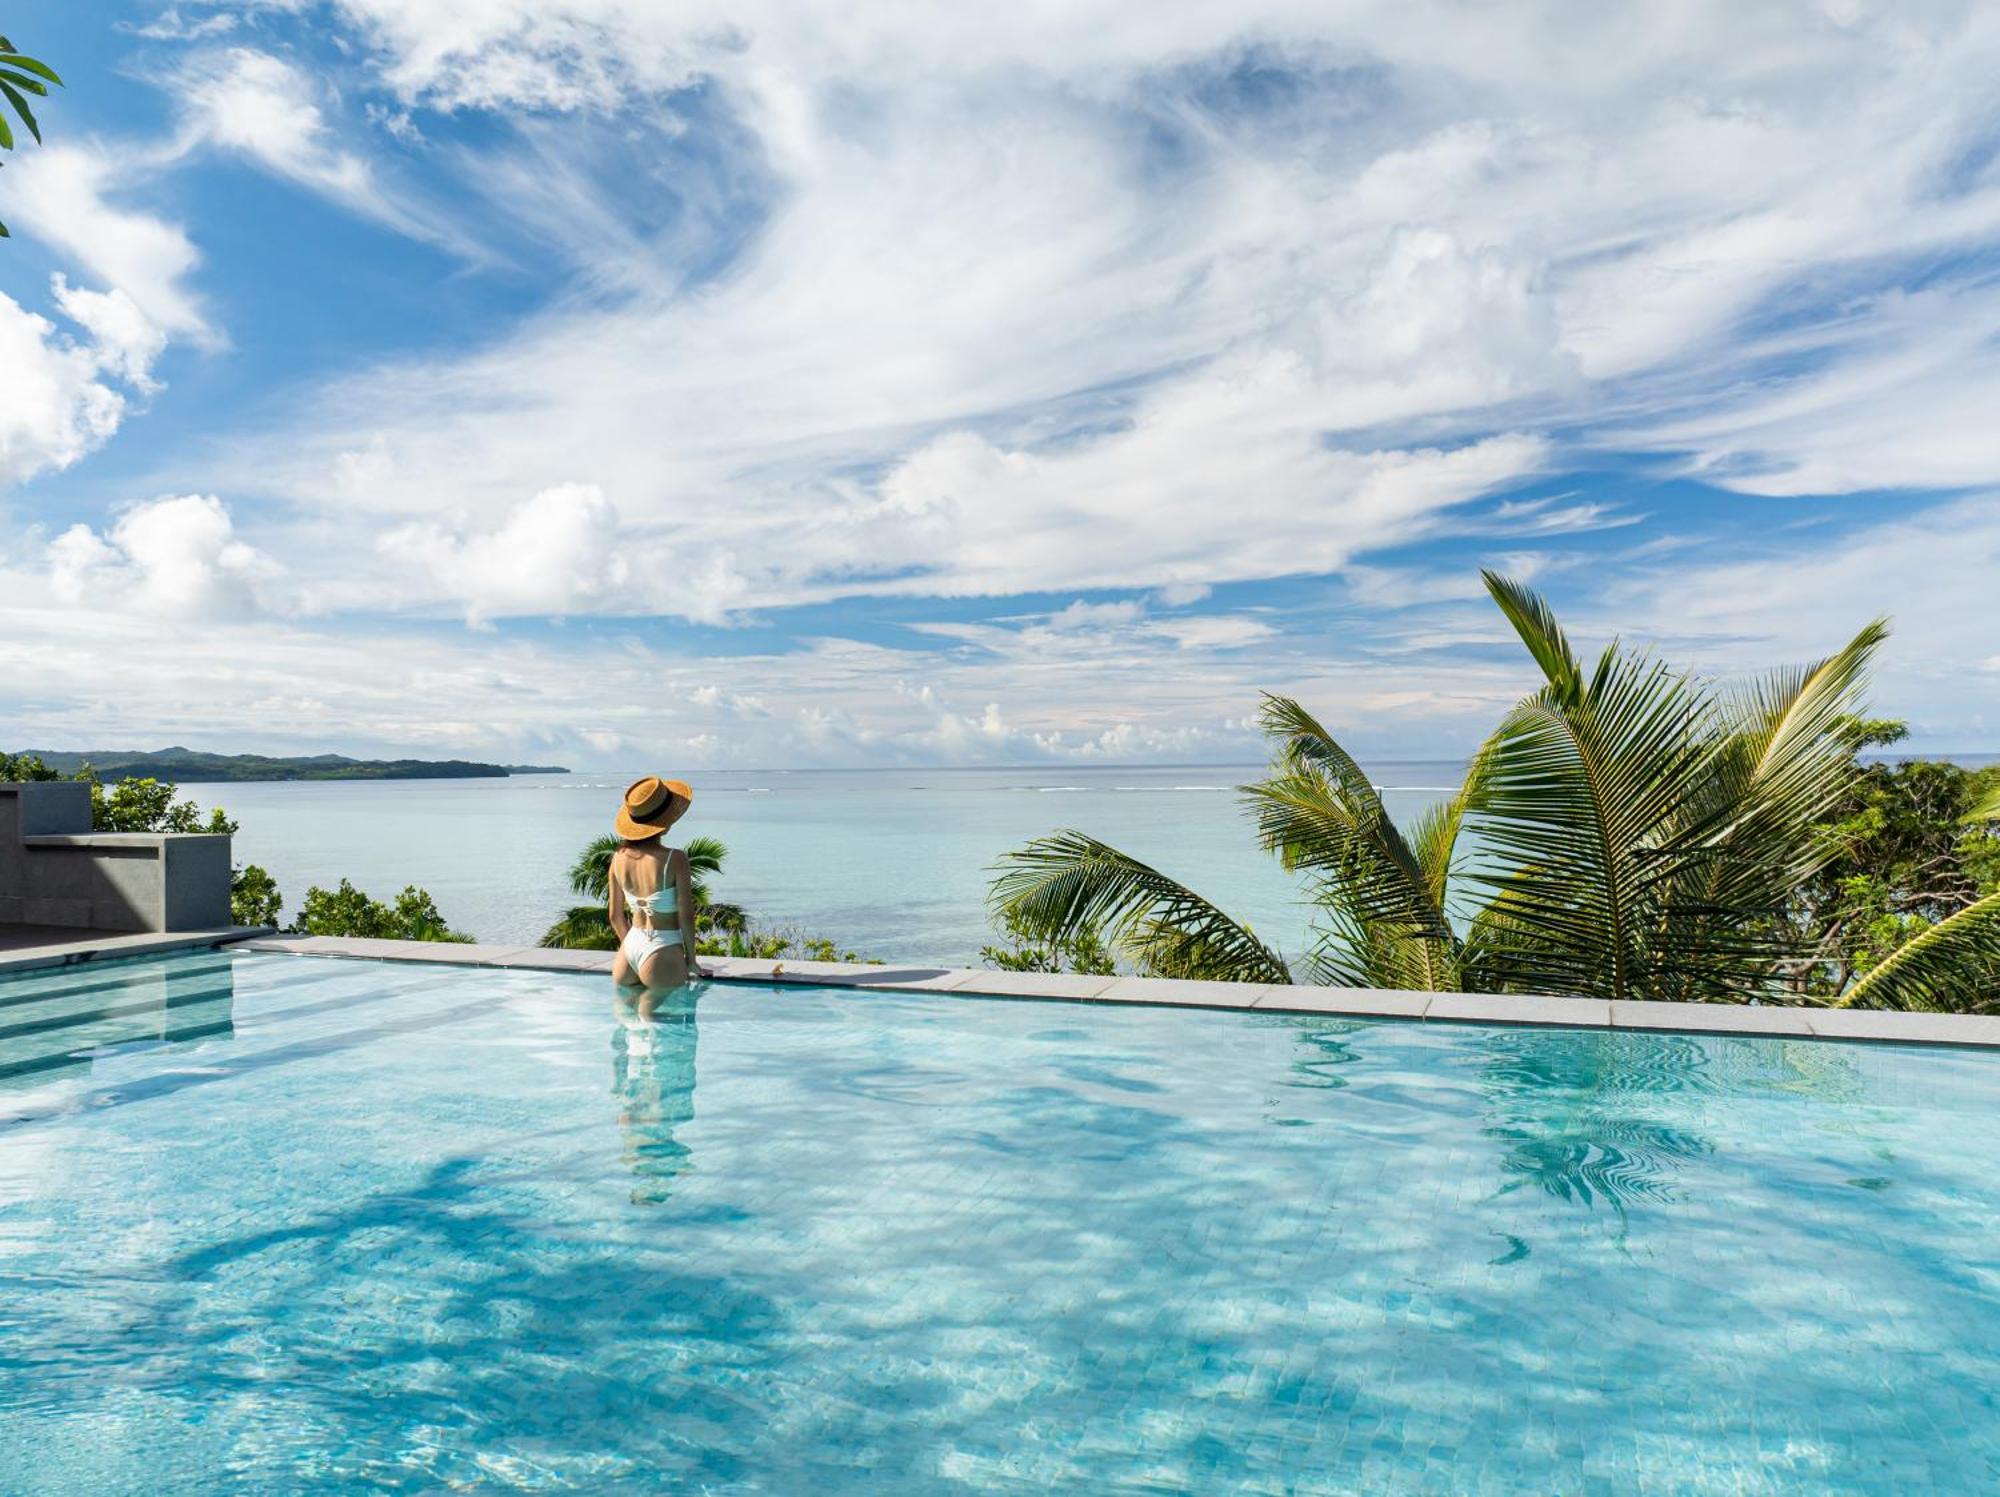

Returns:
18,747,569,783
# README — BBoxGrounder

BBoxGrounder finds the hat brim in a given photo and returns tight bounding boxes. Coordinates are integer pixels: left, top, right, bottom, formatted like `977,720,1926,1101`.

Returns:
615,786,691,840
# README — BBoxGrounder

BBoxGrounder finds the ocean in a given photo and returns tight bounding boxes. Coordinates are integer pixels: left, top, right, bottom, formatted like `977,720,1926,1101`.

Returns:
202,764,1467,965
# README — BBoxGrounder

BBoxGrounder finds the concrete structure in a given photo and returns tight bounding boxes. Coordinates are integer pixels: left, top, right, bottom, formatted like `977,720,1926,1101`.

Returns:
0,781,233,935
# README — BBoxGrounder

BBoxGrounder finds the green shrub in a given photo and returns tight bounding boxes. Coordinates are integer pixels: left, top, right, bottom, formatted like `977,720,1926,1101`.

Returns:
981,908,1117,975
294,879,471,943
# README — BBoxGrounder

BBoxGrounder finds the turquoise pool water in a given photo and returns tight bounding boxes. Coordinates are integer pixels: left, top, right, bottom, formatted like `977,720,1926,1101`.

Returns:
2,953,1997,1493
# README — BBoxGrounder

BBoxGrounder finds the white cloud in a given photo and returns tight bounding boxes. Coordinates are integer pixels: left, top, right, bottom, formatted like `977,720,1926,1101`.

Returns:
12,492,1993,765
923,702,1012,760
0,45,473,424
163,0,2000,639
1627,286,2000,495
0,286,153,488
1049,600,1145,631
165,48,468,250
173,49,373,196
6,145,209,342
126,7,241,41
379,482,630,624
48,494,286,618
11,0,2000,763
49,275,167,391
1149,616,1276,651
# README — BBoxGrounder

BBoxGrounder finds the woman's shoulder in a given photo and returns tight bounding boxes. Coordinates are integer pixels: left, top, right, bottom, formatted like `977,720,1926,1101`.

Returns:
620,840,678,866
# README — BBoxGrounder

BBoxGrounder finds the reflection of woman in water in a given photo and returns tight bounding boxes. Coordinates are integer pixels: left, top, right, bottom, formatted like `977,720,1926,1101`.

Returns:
613,985,700,1205
608,776,708,991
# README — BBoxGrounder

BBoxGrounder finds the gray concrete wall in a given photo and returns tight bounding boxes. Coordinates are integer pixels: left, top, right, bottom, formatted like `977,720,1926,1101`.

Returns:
0,784,233,932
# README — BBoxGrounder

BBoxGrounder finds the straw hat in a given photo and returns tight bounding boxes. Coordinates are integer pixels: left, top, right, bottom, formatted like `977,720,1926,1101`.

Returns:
615,775,693,841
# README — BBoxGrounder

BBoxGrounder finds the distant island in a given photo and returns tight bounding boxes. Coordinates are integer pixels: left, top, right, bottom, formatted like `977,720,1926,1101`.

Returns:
22,747,571,783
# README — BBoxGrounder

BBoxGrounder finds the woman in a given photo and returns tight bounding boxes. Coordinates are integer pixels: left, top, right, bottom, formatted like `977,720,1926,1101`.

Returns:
608,776,709,990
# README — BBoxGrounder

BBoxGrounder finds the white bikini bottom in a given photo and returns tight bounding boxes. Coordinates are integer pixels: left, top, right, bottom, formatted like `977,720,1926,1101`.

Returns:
621,924,684,969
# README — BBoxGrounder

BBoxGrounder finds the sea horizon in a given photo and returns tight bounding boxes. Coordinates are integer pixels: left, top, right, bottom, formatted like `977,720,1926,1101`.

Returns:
200,760,1467,964
192,745,1997,967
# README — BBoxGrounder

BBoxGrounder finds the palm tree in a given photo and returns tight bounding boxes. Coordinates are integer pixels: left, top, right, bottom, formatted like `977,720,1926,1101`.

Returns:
994,571,1904,1006
1831,783,2000,1012
0,37,63,240
539,833,736,949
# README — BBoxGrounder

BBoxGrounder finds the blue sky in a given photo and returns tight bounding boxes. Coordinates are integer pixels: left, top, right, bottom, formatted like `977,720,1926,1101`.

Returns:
2,1,1997,768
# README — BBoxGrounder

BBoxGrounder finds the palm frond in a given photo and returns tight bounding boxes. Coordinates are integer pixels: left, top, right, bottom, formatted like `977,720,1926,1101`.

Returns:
1833,891,2000,1012
1643,619,1888,1000
1296,877,1462,991
1971,780,2000,823
539,905,618,950
1483,569,1582,698
1246,701,1446,933
568,834,621,899
991,830,1288,983
1836,786,2000,1012
1245,694,1464,987
684,834,727,877
1704,618,1887,858
1465,643,1713,1000
683,833,727,909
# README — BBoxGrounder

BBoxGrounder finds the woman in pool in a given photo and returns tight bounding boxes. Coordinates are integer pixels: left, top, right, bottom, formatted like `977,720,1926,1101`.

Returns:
608,776,709,990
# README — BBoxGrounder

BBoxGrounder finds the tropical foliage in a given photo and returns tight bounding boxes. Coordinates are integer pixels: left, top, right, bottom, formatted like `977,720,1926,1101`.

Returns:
294,879,470,942
1769,719,2000,1004
0,34,62,239
995,571,1999,1010
1830,777,2000,1011
229,862,284,927
980,907,1117,975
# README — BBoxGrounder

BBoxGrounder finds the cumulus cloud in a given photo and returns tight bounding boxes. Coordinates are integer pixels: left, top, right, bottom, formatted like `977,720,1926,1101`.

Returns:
48,276,167,391
5,145,208,343
47,494,286,617
0,285,157,489
379,482,630,624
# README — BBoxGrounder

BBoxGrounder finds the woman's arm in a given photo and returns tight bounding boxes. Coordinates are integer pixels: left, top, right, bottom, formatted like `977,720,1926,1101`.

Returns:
607,851,629,941
675,849,705,977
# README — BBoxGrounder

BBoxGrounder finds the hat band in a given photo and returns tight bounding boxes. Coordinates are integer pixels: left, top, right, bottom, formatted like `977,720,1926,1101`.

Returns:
627,789,674,820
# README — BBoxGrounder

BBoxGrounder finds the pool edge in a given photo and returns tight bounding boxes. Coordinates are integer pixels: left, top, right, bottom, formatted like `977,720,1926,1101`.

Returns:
206,933,2000,1051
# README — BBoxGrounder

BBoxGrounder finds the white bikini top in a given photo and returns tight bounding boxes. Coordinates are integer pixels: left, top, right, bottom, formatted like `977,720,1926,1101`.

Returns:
620,851,679,919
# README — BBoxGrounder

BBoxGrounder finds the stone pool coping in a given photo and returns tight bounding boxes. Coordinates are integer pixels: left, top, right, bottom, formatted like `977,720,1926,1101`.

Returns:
0,925,274,976
192,931,2000,1050
3,927,1990,1049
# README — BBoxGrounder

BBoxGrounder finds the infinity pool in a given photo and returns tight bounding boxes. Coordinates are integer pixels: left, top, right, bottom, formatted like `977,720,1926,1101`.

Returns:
1,951,1996,1493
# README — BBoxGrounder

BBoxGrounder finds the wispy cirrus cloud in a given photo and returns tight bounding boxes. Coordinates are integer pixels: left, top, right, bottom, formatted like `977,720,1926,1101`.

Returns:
5,1,2000,761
